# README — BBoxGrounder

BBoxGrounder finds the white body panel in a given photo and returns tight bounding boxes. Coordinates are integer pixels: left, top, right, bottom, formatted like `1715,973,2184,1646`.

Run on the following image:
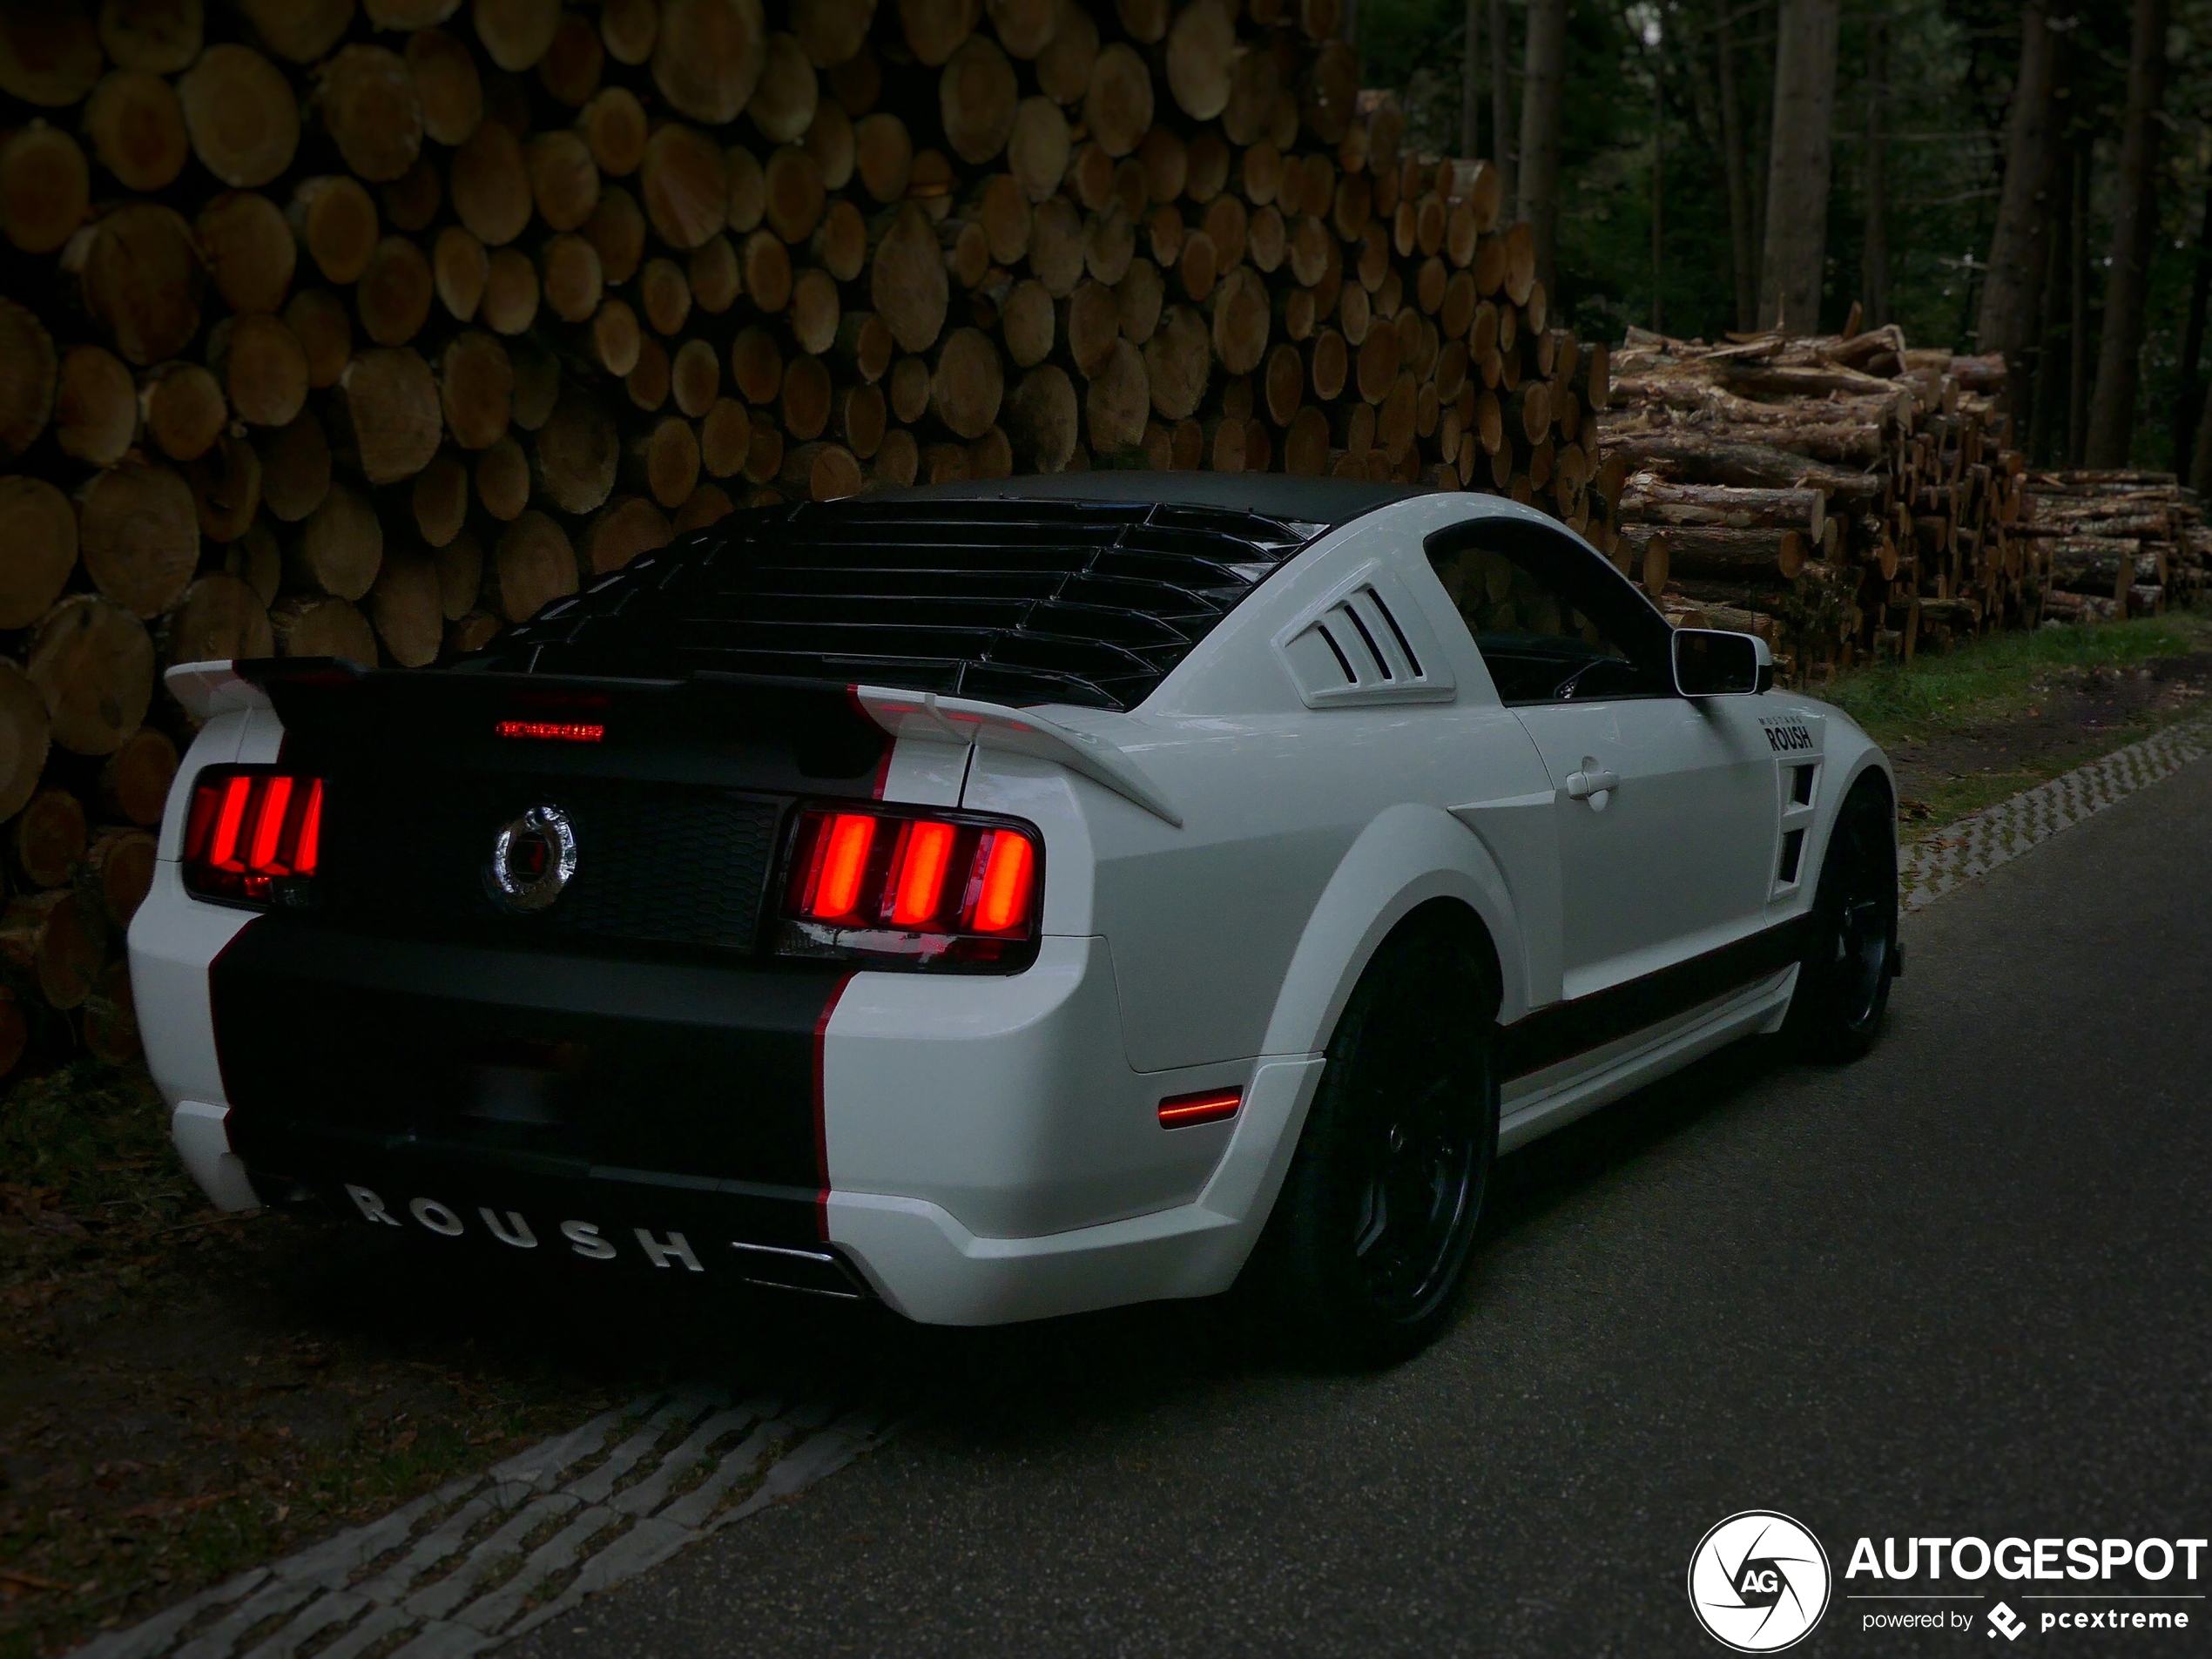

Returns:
132,494,1893,1325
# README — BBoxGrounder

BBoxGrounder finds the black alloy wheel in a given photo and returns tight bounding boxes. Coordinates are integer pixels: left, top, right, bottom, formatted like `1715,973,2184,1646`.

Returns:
1786,776,1898,1060
1254,907,1499,1363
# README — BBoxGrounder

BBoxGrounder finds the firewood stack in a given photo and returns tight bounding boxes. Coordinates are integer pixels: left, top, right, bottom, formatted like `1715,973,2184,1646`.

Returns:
2017,470,2207,624
1598,324,2032,678
0,0,1617,1077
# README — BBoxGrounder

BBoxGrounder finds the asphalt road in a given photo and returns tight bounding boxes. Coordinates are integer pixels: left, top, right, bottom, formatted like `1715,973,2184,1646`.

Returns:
516,756,2212,1658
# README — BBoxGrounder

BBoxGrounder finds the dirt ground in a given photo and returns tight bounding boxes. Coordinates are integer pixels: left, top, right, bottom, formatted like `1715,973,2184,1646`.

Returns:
0,1072,905,1659
1879,651,2212,831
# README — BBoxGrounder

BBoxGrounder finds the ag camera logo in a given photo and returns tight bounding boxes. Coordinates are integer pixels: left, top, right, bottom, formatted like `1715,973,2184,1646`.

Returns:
1689,1511,1832,1652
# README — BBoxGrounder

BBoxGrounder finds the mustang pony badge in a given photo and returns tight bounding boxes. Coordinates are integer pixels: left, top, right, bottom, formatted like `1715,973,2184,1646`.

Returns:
486,803,578,912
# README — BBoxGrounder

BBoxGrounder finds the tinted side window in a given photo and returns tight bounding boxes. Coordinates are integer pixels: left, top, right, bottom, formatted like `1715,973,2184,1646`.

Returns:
1426,521,1674,706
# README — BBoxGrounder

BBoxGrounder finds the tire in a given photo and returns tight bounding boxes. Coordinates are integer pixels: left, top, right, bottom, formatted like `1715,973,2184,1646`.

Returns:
1254,907,1500,1365
1784,775,1898,1061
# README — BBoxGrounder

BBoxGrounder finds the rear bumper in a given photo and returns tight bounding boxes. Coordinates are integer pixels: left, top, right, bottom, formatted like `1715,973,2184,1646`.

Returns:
132,878,1309,1324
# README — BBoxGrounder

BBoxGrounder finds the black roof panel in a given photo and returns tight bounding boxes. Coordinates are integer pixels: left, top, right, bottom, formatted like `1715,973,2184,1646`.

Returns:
463,483,1409,710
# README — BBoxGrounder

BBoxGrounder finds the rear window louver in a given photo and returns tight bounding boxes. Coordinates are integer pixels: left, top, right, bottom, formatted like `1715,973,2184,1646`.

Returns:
471,499,1326,711
1274,563,1456,708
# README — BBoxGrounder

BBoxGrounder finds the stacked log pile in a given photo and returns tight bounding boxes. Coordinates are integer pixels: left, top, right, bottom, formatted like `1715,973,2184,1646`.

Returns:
2019,470,2207,624
1598,324,2031,677
0,0,1615,1077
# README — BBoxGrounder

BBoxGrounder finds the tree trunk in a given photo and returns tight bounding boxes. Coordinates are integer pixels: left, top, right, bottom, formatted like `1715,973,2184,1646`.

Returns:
1487,0,1513,206
2027,149,2071,466
1649,40,1662,334
2083,0,2169,466
2169,180,2212,474
1858,10,1889,330
2190,374,2212,496
2067,143,2089,463
1757,0,1841,334
1514,0,1564,290
1977,0,2059,422
1460,0,1481,158
1715,1,1754,332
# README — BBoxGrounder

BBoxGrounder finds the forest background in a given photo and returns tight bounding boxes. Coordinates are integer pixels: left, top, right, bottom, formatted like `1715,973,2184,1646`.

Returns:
1356,0,2208,481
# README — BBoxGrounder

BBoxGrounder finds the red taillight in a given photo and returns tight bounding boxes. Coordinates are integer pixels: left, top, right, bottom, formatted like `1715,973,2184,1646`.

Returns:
181,768,327,905
889,819,957,927
1158,1088,1241,1128
781,806,1042,968
969,832,1035,934
803,813,879,920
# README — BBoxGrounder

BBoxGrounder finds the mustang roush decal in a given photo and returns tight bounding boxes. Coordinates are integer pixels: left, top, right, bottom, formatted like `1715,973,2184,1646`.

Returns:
347,1183,713,1271
1759,715,1818,753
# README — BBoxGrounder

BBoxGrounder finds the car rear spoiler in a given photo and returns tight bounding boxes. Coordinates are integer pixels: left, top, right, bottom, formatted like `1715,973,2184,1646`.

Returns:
165,660,1182,828
166,660,273,718
853,686,1183,828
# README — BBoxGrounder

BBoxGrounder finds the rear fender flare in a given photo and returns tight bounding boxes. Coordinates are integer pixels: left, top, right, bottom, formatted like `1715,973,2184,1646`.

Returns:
1259,802,1526,1062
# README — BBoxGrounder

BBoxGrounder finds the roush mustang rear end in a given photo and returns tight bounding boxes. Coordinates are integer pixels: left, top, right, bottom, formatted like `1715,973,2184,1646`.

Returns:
132,482,1358,1323
137,474,1897,1345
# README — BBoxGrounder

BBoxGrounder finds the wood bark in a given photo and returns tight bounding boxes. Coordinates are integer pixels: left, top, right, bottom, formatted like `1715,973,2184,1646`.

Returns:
1979,3,2060,367
1757,0,1842,333
1514,0,1563,290
2083,0,2169,466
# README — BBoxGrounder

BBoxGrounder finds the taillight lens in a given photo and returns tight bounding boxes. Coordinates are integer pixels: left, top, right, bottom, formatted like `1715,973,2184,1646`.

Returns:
181,767,326,907
779,806,1041,969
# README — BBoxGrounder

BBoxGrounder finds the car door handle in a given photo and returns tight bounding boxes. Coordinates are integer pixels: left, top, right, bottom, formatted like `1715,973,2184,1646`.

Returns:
1565,767,1620,801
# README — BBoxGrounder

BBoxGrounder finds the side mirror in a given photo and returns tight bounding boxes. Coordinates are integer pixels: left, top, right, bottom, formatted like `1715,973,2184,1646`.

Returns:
1673,628,1771,698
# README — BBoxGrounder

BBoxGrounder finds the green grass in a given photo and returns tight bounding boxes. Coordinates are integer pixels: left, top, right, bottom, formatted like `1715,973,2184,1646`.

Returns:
1816,609,2212,836
1821,611,2212,748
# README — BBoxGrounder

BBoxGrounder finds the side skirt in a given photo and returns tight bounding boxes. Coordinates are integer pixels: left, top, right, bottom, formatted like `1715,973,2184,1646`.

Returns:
1492,914,1814,1155
1497,964,1797,1153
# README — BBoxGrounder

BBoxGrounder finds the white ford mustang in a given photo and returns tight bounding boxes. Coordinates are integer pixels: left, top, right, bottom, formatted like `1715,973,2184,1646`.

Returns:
131,475,1898,1357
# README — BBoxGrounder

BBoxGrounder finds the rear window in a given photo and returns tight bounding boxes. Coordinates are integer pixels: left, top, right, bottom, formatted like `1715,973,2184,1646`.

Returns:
472,498,1326,711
